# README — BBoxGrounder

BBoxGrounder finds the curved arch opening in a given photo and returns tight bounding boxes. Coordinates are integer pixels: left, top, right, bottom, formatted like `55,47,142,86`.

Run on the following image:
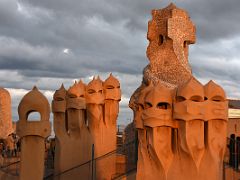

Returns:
27,111,41,121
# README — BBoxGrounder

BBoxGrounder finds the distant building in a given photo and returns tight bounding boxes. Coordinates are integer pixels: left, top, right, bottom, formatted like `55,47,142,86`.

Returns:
228,99,240,137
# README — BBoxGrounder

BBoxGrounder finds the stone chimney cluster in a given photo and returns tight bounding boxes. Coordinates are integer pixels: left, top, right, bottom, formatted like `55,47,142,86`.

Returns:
12,74,121,180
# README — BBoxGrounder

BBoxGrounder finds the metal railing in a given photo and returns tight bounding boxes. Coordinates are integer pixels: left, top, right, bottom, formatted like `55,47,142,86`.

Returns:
1,135,240,180
43,139,137,180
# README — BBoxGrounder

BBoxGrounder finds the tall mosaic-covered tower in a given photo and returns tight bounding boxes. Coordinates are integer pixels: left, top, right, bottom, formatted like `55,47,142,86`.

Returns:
129,3,228,180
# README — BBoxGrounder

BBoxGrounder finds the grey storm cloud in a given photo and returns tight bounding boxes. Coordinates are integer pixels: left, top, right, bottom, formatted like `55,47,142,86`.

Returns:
0,0,240,124
23,0,240,42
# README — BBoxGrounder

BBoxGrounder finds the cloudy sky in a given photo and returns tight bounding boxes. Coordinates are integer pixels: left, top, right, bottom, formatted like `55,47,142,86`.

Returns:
0,0,240,125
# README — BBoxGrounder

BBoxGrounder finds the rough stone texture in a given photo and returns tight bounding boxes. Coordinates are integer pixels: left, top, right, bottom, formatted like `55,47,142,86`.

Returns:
135,78,228,180
53,74,121,180
130,3,228,180
52,82,93,180
86,75,121,180
17,86,51,180
0,87,13,139
129,3,195,111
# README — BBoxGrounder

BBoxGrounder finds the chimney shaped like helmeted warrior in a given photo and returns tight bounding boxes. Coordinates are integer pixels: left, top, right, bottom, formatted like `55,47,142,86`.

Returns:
130,3,228,180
